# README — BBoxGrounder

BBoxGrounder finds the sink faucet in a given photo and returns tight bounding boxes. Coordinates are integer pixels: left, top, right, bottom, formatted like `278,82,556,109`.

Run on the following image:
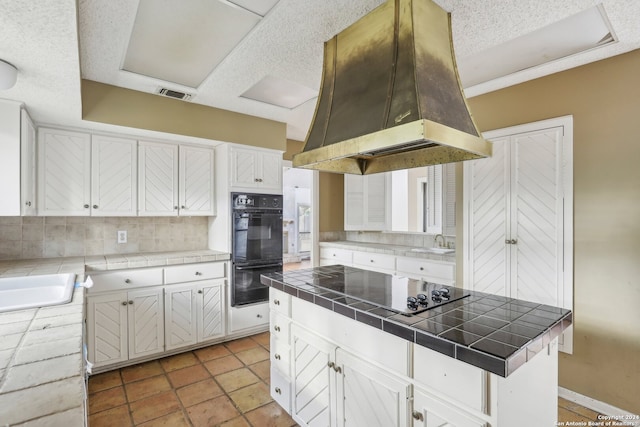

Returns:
434,234,445,248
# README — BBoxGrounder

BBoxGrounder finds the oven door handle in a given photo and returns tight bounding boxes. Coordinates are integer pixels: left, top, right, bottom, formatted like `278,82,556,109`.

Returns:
235,263,282,271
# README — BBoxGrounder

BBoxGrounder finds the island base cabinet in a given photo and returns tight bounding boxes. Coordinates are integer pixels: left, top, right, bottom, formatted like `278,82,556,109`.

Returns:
413,388,488,427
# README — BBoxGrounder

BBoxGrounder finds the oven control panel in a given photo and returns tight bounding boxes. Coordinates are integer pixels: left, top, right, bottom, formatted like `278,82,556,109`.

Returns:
232,193,282,210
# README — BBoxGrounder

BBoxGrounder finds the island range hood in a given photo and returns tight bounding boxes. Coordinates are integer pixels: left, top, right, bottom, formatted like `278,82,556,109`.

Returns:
292,0,492,175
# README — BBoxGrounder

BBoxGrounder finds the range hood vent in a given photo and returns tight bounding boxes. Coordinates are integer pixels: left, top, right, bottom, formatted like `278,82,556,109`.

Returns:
157,87,192,101
293,0,492,175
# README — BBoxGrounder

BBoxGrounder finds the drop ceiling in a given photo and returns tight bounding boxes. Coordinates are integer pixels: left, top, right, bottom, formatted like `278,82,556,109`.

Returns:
1,0,640,143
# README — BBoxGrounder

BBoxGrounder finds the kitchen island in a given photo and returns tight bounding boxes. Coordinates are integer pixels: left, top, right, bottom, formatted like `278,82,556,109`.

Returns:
261,265,572,427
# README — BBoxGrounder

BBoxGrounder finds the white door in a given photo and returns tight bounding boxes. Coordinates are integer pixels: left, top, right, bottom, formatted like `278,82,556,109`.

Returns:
38,128,91,216
464,116,573,316
87,292,128,367
179,145,215,215
164,284,198,351
197,280,225,342
336,349,410,427
128,288,165,359
138,141,179,216
91,135,137,216
291,325,336,427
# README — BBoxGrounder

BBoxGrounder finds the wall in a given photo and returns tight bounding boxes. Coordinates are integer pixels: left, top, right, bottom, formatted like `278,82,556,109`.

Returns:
466,49,640,413
0,216,209,260
81,80,287,151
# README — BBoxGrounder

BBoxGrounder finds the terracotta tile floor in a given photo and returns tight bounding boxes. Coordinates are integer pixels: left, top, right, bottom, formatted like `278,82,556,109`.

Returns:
89,331,605,426
88,332,297,427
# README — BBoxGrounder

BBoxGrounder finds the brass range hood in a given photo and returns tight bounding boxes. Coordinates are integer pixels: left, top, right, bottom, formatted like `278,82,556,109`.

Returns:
292,0,492,175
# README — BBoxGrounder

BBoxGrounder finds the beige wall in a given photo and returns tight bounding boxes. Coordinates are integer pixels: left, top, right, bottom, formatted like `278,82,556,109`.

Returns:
466,49,640,413
81,80,287,151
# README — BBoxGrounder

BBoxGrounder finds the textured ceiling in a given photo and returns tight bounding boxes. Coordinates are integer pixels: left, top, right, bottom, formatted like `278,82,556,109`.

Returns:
1,0,640,143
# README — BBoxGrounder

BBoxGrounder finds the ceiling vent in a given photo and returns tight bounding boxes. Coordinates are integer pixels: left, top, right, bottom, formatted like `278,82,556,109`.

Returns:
157,87,192,101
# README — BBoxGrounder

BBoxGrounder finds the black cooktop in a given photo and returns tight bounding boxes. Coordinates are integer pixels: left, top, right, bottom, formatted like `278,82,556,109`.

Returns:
303,268,469,315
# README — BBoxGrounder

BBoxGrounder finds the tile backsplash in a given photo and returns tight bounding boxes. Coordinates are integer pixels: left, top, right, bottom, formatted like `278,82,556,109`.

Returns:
0,216,209,260
319,231,454,248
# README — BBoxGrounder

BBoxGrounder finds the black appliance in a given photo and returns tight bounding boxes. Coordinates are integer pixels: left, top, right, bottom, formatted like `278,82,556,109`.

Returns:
231,193,283,306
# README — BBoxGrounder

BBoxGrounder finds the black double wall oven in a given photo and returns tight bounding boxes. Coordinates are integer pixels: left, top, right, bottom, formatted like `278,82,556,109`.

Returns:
231,193,283,306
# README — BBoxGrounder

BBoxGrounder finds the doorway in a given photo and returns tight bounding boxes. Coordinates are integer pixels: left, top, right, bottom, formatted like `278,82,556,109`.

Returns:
282,162,316,271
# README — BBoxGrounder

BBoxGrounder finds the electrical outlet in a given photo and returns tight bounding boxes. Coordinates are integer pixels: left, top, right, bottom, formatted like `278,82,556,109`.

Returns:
117,230,127,244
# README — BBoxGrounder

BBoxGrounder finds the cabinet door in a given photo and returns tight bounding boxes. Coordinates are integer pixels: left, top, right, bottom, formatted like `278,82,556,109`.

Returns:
138,141,179,216
442,163,456,236
91,135,137,216
344,174,365,230
291,325,336,427
336,349,411,427
365,173,390,230
230,147,258,188
87,292,128,367
164,284,198,351
179,145,215,216
413,388,487,427
259,150,282,190
38,128,91,216
197,280,225,342
425,165,443,234
128,288,165,359
20,109,37,215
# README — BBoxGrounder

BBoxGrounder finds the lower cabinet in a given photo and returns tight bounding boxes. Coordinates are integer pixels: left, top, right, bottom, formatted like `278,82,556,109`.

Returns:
413,388,487,427
87,287,165,367
164,279,225,350
290,324,411,427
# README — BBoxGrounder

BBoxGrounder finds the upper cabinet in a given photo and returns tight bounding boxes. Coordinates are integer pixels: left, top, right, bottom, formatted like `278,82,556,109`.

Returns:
229,145,282,192
344,173,391,231
138,142,214,216
0,102,37,216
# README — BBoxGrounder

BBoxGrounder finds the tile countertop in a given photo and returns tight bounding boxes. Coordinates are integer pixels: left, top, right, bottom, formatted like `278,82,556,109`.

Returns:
261,264,572,378
319,240,456,261
0,249,229,426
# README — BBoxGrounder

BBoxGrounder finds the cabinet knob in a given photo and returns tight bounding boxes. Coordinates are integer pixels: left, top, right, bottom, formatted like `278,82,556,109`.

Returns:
256,314,263,318
124,279,131,284
274,387,282,395
195,271,202,276
274,325,281,332
258,178,263,182
511,239,518,245
128,300,134,305
93,205,98,209
181,205,186,209
273,299,280,305
174,206,178,210
275,354,281,360
419,267,424,271
327,361,335,369
412,411,424,421
197,290,203,294
333,365,342,374
84,204,89,209
25,201,31,206
370,259,374,263
121,301,127,306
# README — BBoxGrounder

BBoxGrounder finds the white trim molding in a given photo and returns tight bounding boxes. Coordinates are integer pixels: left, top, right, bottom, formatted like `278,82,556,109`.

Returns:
559,387,640,425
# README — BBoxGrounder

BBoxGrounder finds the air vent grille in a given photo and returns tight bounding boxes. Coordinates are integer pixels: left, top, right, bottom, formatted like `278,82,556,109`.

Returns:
157,88,192,101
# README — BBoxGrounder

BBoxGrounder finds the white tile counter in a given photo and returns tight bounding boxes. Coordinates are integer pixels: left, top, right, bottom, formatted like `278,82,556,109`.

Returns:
0,249,229,426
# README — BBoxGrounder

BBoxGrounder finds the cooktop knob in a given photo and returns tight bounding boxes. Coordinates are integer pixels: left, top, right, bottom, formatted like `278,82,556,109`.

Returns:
439,288,450,295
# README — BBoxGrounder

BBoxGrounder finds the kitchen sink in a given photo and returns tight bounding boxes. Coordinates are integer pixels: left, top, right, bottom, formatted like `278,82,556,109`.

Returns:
0,273,76,313
410,247,455,254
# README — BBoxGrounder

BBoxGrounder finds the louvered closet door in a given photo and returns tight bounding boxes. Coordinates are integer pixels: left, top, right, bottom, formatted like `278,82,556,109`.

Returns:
87,293,128,367
291,325,335,426
138,141,179,216
510,128,564,306
38,128,91,216
165,285,197,350
179,145,214,216
91,135,137,216
197,281,225,342
466,137,510,296
128,288,165,359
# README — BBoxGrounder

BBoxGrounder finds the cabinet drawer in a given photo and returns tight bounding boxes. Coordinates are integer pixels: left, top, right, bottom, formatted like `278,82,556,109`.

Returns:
228,303,269,333
319,247,353,264
270,311,291,343
164,262,226,284
352,251,395,271
270,337,291,378
269,288,291,316
414,345,488,414
396,257,455,283
270,366,291,413
90,267,164,292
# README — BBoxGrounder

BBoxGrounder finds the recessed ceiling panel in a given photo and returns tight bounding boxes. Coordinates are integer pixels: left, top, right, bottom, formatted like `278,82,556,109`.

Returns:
123,0,261,88
241,75,317,109
457,5,617,88
226,0,280,17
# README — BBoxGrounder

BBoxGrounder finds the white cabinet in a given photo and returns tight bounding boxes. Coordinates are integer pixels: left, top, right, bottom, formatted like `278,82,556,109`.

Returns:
20,109,37,215
344,173,391,230
319,247,353,267
424,164,456,235
38,129,137,216
413,388,487,427
138,142,215,216
351,250,395,274
227,302,270,334
396,257,455,284
87,287,165,368
229,145,282,191
38,128,92,216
